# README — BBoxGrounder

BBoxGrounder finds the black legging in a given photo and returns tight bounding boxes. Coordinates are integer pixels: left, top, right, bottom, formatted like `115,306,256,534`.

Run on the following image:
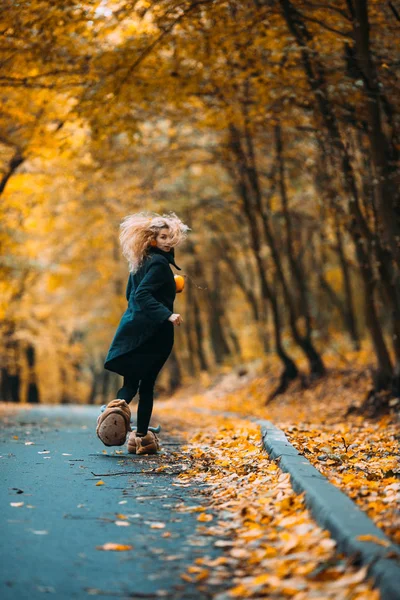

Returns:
116,352,170,435
115,320,174,435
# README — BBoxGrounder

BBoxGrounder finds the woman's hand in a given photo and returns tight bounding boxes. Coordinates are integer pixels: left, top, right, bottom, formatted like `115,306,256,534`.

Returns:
168,313,183,326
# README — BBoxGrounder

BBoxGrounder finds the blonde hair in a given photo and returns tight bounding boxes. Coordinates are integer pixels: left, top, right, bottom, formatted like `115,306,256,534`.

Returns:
119,211,191,273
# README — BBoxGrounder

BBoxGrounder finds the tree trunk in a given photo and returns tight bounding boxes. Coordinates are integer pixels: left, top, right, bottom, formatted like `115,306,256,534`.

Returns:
0,368,16,402
26,344,40,403
208,221,269,352
88,365,100,405
207,261,232,364
185,277,198,376
275,123,312,338
1,335,21,402
280,0,396,404
0,150,24,196
223,155,299,397
192,288,209,371
351,0,400,268
333,212,361,350
228,325,241,357
167,349,182,393
229,123,325,377
209,223,261,322
101,369,114,403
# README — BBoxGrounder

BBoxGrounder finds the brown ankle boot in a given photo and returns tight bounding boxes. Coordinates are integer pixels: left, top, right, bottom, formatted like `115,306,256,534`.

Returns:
96,399,131,447
127,430,160,455
127,431,139,454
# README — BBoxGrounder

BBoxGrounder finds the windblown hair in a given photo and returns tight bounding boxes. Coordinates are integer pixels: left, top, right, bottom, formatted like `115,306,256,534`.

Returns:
119,211,191,273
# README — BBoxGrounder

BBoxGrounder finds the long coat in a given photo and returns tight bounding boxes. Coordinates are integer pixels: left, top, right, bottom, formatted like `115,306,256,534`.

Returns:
104,246,182,375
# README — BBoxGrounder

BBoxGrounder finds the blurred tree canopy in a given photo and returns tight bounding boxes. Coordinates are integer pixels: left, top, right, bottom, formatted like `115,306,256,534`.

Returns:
1,0,399,414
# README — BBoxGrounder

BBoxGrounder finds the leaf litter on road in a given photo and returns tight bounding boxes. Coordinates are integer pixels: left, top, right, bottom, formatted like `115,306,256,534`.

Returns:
156,404,381,599
167,357,399,545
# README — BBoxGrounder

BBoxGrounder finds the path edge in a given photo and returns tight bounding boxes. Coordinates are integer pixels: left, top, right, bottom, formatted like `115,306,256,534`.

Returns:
256,418,400,600
186,406,400,599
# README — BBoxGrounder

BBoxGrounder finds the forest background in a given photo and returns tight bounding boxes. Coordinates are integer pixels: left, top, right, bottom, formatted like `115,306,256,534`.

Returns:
1,0,399,416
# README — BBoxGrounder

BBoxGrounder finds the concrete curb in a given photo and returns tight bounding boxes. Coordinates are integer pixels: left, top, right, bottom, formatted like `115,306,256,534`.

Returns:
188,407,400,600
259,417,400,600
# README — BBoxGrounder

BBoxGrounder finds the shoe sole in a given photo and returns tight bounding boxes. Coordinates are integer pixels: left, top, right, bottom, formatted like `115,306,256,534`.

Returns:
97,413,127,446
137,445,158,455
127,439,137,454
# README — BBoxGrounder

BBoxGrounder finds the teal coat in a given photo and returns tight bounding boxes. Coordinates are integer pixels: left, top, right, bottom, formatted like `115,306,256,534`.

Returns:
104,246,182,373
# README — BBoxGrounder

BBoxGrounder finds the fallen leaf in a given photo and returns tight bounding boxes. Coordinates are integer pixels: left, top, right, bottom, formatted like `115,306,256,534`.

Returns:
229,583,249,597
37,586,55,593
150,522,166,529
96,480,105,486
194,568,210,582
13,436,18,440
356,534,390,547
180,573,194,583
96,543,133,551
319,538,337,550
214,540,234,547
229,548,250,559
197,513,213,522
329,566,369,587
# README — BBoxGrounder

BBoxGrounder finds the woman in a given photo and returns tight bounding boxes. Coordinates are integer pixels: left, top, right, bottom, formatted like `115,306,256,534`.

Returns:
96,211,190,455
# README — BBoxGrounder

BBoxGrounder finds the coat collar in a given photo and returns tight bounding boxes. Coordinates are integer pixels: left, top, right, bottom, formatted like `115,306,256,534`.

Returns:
147,246,182,270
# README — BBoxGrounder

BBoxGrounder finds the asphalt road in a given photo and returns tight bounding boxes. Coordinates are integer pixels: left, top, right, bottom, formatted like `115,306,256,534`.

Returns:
0,405,230,600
